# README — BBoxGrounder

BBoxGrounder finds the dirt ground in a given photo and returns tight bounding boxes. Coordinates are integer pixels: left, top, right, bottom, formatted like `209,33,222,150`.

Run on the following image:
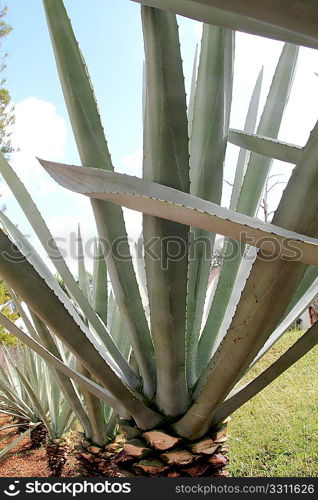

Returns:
0,415,78,477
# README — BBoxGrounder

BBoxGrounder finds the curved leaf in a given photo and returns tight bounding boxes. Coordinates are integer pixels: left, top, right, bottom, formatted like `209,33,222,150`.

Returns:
186,23,234,386
92,241,108,327
229,68,263,211
38,160,318,267
142,5,190,415
30,313,93,439
131,0,318,50
228,129,302,164
14,367,53,438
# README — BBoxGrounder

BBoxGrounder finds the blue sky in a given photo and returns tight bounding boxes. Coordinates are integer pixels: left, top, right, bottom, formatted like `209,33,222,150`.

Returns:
2,0,318,273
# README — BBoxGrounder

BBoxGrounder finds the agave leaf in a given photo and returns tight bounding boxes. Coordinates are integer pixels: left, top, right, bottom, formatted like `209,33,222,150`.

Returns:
77,361,108,446
0,424,40,460
0,377,34,417
187,43,198,138
0,348,18,386
0,365,37,419
57,405,75,438
206,246,257,359
131,0,318,50
4,284,40,343
196,68,263,367
282,265,318,319
236,44,298,215
132,239,149,320
230,68,263,211
56,403,74,438
14,366,53,439
76,223,113,446
109,297,130,360
76,226,108,446
0,423,33,432
0,410,26,419
0,393,31,420
42,0,112,168
186,23,233,386
38,160,318,267
20,348,38,395
44,363,61,433
174,118,318,440
30,312,93,439
43,0,155,399
190,26,233,198
142,5,190,415
77,224,90,301
212,321,318,425
2,348,27,393
0,361,10,385
250,271,318,368
0,231,161,429
0,312,162,430
105,410,118,439
197,44,298,373
92,241,108,327
228,129,302,164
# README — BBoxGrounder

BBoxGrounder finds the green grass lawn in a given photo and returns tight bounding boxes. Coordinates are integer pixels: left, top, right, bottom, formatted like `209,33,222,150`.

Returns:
228,329,318,477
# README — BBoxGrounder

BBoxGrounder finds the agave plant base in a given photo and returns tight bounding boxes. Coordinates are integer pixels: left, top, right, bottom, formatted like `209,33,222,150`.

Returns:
76,445,108,477
46,438,69,477
30,424,48,449
76,440,116,477
76,421,229,478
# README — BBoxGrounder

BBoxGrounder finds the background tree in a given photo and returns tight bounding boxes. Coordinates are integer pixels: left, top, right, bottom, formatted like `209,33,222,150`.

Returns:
0,5,14,156
0,5,16,345
0,279,18,345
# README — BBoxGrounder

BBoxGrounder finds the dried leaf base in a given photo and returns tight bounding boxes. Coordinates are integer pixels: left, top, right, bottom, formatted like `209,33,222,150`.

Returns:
46,439,69,477
76,421,230,478
30,424,47,449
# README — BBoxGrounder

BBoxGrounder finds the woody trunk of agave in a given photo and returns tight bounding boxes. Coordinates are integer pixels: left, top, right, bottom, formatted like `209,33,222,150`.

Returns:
0,0,318,477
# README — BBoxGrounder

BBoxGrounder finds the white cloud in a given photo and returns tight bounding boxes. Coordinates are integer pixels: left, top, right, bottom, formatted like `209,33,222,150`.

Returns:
1,97,68,202
11,97,67,159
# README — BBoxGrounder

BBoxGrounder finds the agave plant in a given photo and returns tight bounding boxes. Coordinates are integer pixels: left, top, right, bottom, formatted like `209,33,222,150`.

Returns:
0,346,45,445
0,0,317,477
0,340,74,476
